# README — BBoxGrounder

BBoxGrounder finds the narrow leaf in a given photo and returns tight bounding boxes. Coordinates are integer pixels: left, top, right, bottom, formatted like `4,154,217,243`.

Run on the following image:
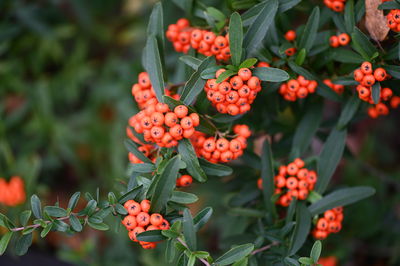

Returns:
178,139,207,182
253,67,289,82
288,203,311,255
144,35,165,103
183,208,196,250
215,243,254,266
229,12,243,66
298,7,320,52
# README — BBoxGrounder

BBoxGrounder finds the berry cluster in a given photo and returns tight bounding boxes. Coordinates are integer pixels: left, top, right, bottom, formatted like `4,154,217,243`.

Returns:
131,72,179,109
204,68,261,115
190,125,251,163
323,79,345,94
353,62,387,88
176,174,193,187
284,30,297,56
323,0,346,12
257,158,318,207
166,18,231,61
122,199,170,249
129,104,200,147
312,207,344,240
329,33,350,47
367,94,400,119
0,176,26,206
387,9,400,32
278,76,318,101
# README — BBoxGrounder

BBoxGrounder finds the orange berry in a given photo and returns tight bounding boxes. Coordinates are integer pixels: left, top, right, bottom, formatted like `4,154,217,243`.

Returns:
122,215,137,230
368,107,379,118
174,105,189,118
374,68,387,82
285,30,296,42
287,80,300,92
169,124,183,139
189,113,200,127
376,103,389,115
329,36,339,47
183,127,195,138
136,212,150,227
354,69,364,82
287,163,299,175
218,82,232,95
179,175,193,187
159,219,170,230
332,1,344,12
140,200,151,213
216,138,230,152
324,210,336,222
150,126,165,139
317,218,329,230
146,225,160,231
220,150,233,162
381,87,392,101
286,177,298,190
297,87,308,98
127,201,141,216
230,76,243,90
227,104,240,115
138,72,151,88
298,189,309,200
247,76,260,90
238,68,252,81
214,36,228,48
180,116,194,129
285,47,296,56
307,170,317,184
361,74,375,87
328,221,341,233
361,62,373,75
314,230,328,240
129,226,145,242
164,112,178,127
257,178,263,190
338,33,350,46
150,213,163,226
294,158,305,168
275,175,286,188
203,138,216,152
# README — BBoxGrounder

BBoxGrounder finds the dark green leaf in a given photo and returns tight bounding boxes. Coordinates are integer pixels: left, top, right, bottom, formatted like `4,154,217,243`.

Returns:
298,7,320,52
70,215,83,232
298,257,314,265
88,222,109,231
178,139,207,182
31,194,42,219
385,65,400,79
261,140,275,213
118,185,143,203
372,82,381,104
331,48,364,64
315,129,347,193
147,2,164,53
15,233,33,256
144,35,165,103
243,0,278,51
166,239,176,263
183,208,196,250
199,158,233,176
19,210,31,226
378,1,400,9
337,95,360,129
206,7,226,21
179,55,202,70
288,203,311,255
53,220,69,232
180,57,214,105
214,243,254,266
310,240,322,263
151,155,181,212
44,206,67,218
115,203,128,215
351,28,378,61
129,163,156,173
137,230,167,242
216,69,236,83
0,232,13,255
170,191,199,204
201,65,223,79
68,192,81,211
193,207,213,231
40,223,53,238
253,67,289,82
229,12,243,66
344,0,355,33
309,187,376,216
0,214,15,229
239,58,258,69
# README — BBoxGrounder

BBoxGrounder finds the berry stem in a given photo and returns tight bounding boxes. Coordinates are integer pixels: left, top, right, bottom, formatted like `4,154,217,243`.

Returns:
10,215,71,232
251,241,280,255
176,237,211,266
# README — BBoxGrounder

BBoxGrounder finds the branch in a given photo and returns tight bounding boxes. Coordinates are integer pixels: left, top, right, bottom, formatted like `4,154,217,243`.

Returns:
177,237,211,266
251,241,280,255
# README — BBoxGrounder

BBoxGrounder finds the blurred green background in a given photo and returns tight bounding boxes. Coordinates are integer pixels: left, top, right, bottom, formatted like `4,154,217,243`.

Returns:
0,0,399,265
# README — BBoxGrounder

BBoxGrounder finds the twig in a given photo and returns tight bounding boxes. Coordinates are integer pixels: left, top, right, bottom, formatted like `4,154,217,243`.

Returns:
10,216,71,232
177,237,211,266
251,241,280,255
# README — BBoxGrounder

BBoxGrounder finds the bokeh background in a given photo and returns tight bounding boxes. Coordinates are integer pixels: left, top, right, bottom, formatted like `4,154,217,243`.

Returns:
0,0,399,265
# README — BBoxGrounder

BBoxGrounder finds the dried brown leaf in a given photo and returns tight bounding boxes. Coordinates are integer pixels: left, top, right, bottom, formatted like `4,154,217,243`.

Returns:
365,0,390,41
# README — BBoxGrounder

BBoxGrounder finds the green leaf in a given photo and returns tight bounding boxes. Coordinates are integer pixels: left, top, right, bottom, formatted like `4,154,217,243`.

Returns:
40,223,53,238
206,7,226,21
229,12,243,66
351,28,378,61
31,194,42,219
288,203,311,255
80,199,97,216
232,257,249,266
15,233,33,256
216,69,236,83
188,253,196,266
70,215,83,232
180,56,214,105
124,139,153,164
260,140,275,213
20,210,32,226
115,203,128,215
201,65,223,79
371,82,381,104
239,58,258,69
0,232,13,255
243,0,278,51
290,102,323,158
129,163,156,173
378,1,400,10
161,229,180,239
331,48,364,64
166,239,176,262
385,65,400,79
199,158,233,176
178,139,207,182
151,155,181,212
337,95,360,129
179,55,202,70
298,7,320,52
310,240,322,263
298,257,314,265
295,48,306,66
284,257,300,266
309,186,376,216
193,207,213,231
44,206,67,218
137,229,167,242
253,67,289,82
53,219,69,232
118,185,142,203
88,222,109,231
147,2,164,53
344,0,355,33
170,191,199,204
315,129,347,193
0,214,15,229
144,35,165,103
214,243,254,266
183,208,196,250
68,192,81,211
